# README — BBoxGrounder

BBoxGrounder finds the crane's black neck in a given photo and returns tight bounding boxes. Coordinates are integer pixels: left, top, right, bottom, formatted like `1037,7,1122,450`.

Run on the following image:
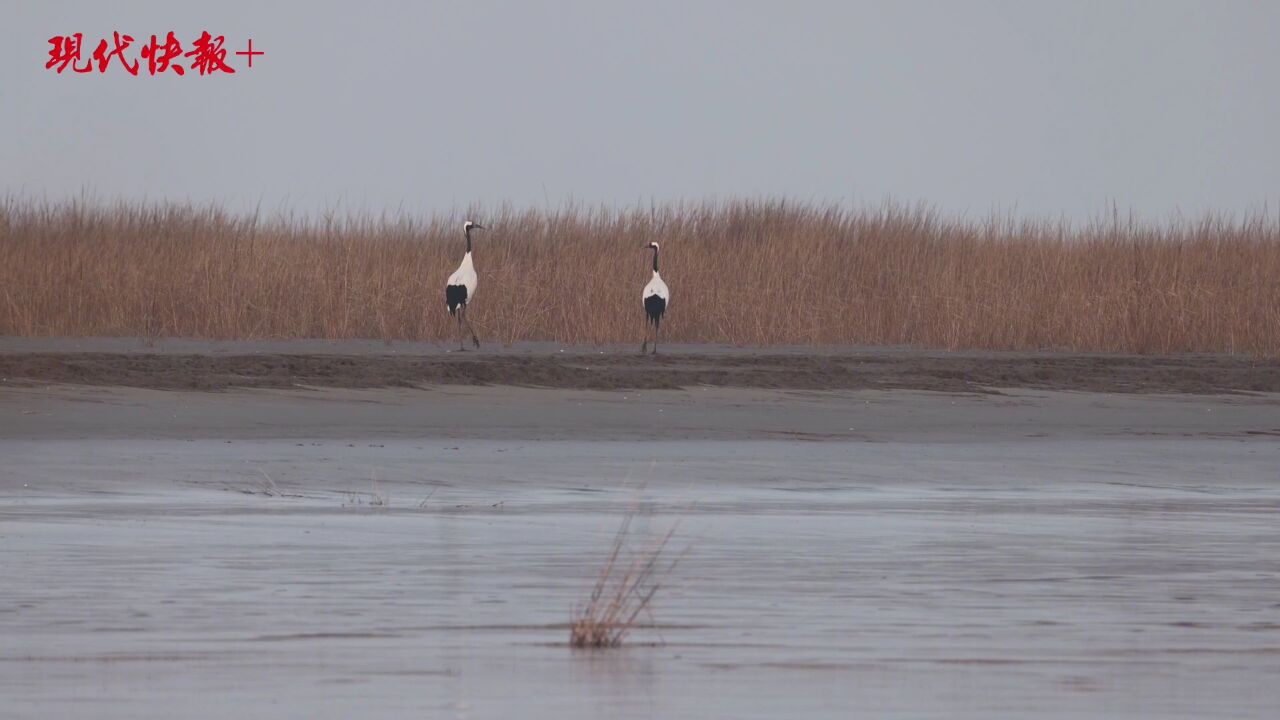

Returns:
465,226,472,254
651,246,659,273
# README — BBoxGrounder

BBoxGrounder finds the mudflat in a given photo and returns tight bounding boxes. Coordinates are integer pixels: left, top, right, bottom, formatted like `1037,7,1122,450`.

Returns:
3,340,1279,719
1,337,1278,393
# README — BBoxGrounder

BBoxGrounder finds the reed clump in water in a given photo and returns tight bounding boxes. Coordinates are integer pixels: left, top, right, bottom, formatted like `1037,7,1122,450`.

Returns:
2,197,1278,354
570,513,679,649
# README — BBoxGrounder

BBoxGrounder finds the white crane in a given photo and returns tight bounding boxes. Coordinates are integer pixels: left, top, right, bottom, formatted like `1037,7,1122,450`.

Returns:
640,242,669,354
445,220,484,350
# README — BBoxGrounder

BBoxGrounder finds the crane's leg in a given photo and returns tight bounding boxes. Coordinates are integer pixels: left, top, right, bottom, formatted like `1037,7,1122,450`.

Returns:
652,317,660,355
640,316,650,354
456,310,466,351
462,305,480,349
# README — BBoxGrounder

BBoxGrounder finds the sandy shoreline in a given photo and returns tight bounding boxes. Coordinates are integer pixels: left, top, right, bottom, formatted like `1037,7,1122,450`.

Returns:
2,337,1277,393
6,383,1280,443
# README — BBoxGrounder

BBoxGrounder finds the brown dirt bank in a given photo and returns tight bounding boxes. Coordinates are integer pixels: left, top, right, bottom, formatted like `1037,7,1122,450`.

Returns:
1,347,1276,393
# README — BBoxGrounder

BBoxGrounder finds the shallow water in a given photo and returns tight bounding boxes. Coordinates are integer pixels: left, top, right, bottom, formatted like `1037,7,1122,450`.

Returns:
3,387,1279,718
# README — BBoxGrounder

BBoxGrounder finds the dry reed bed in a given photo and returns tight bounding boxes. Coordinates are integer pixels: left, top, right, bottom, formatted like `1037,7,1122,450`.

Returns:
2,199,1278,354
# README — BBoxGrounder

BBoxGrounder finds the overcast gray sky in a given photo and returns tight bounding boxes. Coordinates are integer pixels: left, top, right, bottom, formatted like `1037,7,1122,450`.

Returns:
3,1,1278,221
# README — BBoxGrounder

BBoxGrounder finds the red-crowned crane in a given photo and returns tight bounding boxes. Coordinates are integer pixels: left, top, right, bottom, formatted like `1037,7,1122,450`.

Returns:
640,242,669,354
445,220,484,350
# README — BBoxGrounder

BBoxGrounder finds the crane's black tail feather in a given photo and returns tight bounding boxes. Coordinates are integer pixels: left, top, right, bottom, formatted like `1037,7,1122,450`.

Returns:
445,285,468,315
644,295,666,328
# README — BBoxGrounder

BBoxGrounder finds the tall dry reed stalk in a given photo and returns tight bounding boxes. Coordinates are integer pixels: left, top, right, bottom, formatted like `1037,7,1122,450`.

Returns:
570,513,679,649
2,198,1278,353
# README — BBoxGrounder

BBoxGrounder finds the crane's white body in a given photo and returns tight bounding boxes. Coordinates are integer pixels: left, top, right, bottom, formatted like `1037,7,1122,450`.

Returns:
447,252,477,308
642,271,668,305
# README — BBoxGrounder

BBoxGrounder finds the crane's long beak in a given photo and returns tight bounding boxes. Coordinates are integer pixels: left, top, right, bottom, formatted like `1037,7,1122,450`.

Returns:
473,224,485,230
